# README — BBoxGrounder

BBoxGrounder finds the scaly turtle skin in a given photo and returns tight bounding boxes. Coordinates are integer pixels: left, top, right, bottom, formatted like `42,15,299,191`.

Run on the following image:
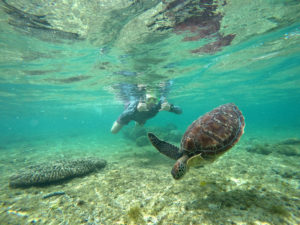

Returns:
148,103,245,179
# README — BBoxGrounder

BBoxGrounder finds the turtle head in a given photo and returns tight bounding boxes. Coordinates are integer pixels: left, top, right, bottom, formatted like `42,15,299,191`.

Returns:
171,155,189,179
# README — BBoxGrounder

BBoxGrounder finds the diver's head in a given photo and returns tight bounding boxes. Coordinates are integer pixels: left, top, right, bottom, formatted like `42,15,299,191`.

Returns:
145,93,158,108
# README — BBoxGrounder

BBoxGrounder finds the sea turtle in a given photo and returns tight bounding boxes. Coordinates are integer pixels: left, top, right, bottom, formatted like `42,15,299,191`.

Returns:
148,103,245,179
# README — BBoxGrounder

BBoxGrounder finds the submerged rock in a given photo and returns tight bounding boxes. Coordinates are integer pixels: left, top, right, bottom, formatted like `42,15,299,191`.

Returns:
9,157,107,188
277,138,300,146
123,124,183,146
275,145,300,157
245,143,273,155
246,138,300,157
123,126,147,141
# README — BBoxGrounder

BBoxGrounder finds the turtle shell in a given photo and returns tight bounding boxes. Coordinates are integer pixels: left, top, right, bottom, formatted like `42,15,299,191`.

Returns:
180,103,245,159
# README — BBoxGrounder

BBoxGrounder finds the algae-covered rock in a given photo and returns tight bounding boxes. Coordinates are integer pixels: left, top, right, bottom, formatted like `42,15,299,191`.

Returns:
148,123,182,141
123,124,183,147
277,138,300,146
9,157,107,188
245,143,273,155
246,139,300,156
123,126,147,141
275,145,300,157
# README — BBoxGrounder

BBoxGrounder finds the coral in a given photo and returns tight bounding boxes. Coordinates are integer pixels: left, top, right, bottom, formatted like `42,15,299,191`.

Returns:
9,157,107,188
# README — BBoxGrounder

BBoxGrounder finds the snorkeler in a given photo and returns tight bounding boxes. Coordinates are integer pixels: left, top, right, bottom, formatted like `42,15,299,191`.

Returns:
111,91,182,134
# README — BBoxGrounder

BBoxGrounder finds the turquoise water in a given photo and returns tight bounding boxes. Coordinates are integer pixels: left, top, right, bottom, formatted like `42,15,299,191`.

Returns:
0,1,300,224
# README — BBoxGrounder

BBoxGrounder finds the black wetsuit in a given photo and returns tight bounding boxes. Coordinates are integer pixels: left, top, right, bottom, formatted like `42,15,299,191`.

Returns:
117,100,182,125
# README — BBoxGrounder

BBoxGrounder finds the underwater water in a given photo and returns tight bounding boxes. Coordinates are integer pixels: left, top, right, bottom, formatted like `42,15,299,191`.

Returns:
0,0,300,224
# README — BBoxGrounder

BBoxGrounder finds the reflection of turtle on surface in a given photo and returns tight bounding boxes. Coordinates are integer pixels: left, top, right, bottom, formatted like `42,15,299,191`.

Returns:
148,103,245,179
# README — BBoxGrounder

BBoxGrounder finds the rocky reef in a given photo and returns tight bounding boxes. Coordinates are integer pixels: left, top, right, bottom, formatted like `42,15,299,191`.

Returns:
9,157,107,188
122,123,182,146
245,138,300,156
1,134,299,224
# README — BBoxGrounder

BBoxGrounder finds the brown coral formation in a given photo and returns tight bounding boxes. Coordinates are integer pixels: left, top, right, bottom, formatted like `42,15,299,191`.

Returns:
9,157,107,188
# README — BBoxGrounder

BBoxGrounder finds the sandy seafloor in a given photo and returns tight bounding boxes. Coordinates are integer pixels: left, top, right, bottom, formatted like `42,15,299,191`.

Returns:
0,131,299,225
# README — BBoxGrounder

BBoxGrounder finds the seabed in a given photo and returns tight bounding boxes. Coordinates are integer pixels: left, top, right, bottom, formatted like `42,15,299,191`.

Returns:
0,134,299,225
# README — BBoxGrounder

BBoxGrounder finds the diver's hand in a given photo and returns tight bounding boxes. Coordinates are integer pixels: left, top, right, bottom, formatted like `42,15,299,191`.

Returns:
160,102,171,111
137,102,148,112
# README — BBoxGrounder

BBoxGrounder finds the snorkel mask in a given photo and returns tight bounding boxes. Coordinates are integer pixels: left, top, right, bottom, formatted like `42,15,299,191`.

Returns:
145,93,158,107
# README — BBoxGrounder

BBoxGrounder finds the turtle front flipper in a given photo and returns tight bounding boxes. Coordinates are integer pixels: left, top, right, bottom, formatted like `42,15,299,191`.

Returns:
187,153,205,168
147,132,183,160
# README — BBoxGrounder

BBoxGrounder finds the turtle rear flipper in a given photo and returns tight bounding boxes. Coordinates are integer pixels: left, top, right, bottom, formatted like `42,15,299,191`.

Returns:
147,133,182,160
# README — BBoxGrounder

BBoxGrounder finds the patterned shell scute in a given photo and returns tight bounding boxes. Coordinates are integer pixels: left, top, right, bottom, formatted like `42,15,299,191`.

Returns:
180,103,245,157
